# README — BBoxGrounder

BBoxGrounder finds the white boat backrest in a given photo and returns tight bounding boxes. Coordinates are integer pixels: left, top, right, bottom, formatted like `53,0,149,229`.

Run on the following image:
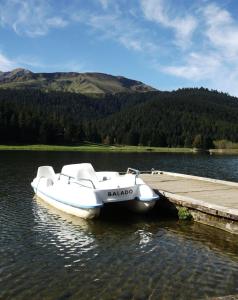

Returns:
37,166,55,180
61,163,99,183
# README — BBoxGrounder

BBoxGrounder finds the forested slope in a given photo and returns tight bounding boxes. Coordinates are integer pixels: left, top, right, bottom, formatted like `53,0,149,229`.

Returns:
96,89,238,147
0,88,237,147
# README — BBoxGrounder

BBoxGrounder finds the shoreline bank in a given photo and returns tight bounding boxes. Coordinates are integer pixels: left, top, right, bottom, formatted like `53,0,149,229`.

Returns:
0,144,191,153
0,144,237,154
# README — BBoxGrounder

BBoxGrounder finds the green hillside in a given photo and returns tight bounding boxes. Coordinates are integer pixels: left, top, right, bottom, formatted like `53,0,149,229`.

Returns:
0,69,156,94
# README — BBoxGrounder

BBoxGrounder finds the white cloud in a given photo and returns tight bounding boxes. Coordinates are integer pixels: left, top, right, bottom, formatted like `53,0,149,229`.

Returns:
202,3,238,59
162,48,238,96
0,0,68,37
46,17,68,28
163,52,222,81
155,2,238,96
118,36,143,51
1,0,238,95
98,0,109,10
83,13,158,53
0,53,16,71
0,0,157,54
0,52,48,72
140,0,197,48
0,51,85,74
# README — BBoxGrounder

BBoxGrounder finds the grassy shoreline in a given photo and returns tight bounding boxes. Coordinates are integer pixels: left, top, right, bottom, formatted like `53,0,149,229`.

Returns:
209,149,238,155
0,144,238,154
0,144,192,153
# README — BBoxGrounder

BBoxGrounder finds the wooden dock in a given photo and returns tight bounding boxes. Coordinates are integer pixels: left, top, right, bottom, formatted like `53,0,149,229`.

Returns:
140,171,238,234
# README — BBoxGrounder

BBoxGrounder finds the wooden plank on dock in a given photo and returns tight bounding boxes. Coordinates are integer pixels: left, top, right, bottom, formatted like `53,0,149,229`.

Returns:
140,171,238,234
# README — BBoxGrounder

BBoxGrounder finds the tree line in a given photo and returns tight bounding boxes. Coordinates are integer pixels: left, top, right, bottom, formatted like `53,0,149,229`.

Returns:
0,88,238,148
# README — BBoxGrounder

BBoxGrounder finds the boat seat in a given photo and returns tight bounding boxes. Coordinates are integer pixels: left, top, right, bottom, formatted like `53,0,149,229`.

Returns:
76,163,99,182
37,166,55,181
61,163,99,187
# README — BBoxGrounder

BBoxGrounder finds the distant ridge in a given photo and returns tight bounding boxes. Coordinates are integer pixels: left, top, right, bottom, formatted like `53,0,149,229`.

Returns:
0,68,157,94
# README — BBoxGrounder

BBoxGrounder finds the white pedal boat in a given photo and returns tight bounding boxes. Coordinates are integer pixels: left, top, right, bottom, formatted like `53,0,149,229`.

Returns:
31,163,159,219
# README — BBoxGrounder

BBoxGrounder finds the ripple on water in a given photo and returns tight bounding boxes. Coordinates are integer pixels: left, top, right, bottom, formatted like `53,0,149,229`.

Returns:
1,152,238,299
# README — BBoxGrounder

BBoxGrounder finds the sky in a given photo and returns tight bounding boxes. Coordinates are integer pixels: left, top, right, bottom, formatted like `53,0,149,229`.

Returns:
0,0,238,95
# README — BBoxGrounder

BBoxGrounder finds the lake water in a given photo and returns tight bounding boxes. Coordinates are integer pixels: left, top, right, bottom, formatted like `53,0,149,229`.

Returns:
1,151,238,300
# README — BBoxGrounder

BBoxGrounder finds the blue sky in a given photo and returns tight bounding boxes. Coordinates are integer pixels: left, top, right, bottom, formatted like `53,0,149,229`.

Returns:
0,0,238,95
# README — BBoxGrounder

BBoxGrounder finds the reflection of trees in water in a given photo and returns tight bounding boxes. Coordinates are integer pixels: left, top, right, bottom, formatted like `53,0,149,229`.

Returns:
32,197,160,254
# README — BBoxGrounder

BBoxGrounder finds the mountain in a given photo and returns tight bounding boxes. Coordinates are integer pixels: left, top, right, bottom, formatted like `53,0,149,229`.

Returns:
0,68,156,94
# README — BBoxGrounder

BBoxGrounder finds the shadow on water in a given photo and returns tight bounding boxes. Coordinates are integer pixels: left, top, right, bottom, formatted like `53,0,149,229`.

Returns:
27,198,238,300
34,197,238,261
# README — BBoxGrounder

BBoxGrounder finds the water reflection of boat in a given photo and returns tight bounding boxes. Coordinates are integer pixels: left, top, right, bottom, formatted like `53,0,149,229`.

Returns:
34,196,93,228
32,198,238,299
31,163,159,219
33,197,97,255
